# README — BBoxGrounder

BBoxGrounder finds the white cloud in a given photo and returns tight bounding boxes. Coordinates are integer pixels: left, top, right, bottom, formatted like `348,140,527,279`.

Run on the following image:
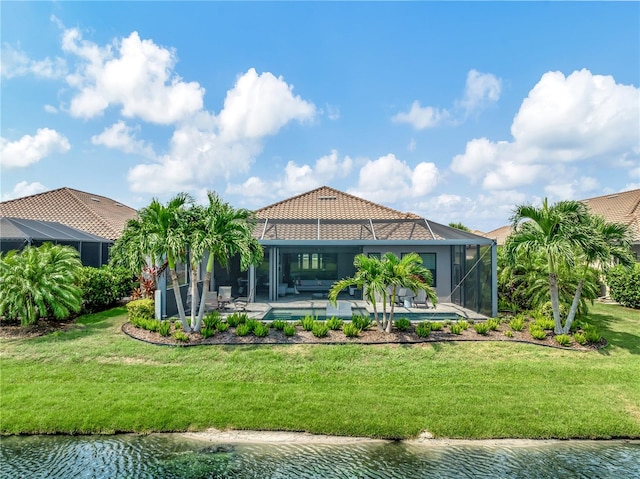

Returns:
2,181,47,201
0,128,70,169
544,176,600,201
349,153,439,203
450,69,640,191
392,101,449,130
0,44,66,79
44,104,59,114
407,138,416,152
128,69,317,194
218,68,315,141
325,104,340,121
91,121,155,158
457,69,502,114
63,29,204,124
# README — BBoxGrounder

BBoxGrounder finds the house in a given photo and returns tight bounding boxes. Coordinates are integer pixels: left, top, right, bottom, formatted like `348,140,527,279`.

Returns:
205,186,497,317
482,189,640,261
0,187,138,265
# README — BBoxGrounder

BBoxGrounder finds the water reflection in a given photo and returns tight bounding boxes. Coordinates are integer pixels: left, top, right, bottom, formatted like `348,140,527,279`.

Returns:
1,434,638,479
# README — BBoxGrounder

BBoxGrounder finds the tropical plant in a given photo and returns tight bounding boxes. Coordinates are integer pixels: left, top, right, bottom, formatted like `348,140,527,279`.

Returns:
415,321,431,337
326,317,344,330
351,315,372,331
473,323,490,335
394,317,411,331
79,266,133,313
505,198,591,333
606,263,640,309
126,299,155,321
0,243,83,326
312,322,329,338
193,192,263,332
342,323,360,338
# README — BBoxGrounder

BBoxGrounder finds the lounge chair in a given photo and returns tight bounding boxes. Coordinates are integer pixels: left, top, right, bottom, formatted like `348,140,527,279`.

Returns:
218,286,233,309
203,291,219,311
326,300,352,318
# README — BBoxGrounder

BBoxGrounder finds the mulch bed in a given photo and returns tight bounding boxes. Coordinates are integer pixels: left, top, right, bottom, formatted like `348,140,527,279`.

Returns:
120,321,605,351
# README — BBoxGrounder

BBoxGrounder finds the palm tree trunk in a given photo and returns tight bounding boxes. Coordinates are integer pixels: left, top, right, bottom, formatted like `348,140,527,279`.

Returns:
169,268,190,332
564,278,584,334
549,272,563,334
194,255,215,333
189,262,199,330
386,286,397,333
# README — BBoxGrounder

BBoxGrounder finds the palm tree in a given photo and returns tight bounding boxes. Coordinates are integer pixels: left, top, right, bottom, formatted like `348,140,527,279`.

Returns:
138,193,193,331
0,243,83,326
563,215,634,333
505,198,591,334
329,254,387,330
379,252,437,332
192,192,263,332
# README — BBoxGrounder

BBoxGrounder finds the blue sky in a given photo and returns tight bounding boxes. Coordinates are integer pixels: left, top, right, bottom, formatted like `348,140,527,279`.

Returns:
1,1,638,232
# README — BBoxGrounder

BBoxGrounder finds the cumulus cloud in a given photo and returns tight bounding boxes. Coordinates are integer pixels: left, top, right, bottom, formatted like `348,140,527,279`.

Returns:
349,153,439,203
44,104,59,114
0,128,70,169
62,29,204,123
544,176,600,201
218,68,315,141
2,181,48,201
392,101,449,130
128,68,316,194
1,44,67,79
91,121,155,158
457,69,502,114
393,69,501,129
451,69,640,191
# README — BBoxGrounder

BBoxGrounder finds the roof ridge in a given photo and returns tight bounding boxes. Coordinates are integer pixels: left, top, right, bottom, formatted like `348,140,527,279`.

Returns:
581,188,640,203
255,185,328,212
66,188,122,238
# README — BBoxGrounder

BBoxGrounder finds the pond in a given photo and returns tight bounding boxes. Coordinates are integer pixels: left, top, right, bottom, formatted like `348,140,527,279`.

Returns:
1,434,638,478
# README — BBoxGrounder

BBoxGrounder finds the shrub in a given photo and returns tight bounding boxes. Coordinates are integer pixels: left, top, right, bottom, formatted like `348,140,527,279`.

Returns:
583,325,601,344
573,332,588,345
253,322,270,338
312,322,329,338
272,320,287,330
201,327,215,339
342,323,360,338
533,317,556,331
326,317,344,330
126,299,155,321
174,320,182,330
158,320,171,337
283,324,296,337
474,322,490,335
429,321,444,331
504,330,514,338
450,323,463,335
606,264,640,309
226,312,247,327
202,310,221,329
555,334,572,346
172,331,189,342
457,320,470,330
540,301,568,321
301,315,317,331
394,317,411,331
245,319,261,333
529,326,547,340
351,315,372,331
79,266,133,313
235,324,251,336
509,317,525,332
487,318,501,331
215,322,229,333
416,321,431,338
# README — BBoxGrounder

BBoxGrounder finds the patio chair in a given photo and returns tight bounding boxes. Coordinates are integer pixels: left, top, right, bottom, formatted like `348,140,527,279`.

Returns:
203,291,219,311
233,297,248,312
218,286,233,310
413,289,433,309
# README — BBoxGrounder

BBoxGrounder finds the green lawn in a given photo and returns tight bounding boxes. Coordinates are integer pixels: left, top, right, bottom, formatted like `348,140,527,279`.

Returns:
1,303,639,439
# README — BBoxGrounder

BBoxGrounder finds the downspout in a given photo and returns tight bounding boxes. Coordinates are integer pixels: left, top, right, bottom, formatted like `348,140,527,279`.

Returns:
491,240,498,317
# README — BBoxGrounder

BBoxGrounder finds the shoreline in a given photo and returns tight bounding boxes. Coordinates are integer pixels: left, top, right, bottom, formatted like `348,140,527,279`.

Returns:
179,429,639,447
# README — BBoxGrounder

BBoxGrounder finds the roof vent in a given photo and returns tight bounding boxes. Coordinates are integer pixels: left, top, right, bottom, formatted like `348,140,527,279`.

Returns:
90,197,100,202
607,195,619,199
318,195,337,200
114,202,123,207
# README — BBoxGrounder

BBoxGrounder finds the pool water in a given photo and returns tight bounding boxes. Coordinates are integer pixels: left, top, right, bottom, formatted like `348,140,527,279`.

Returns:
262,308,460,321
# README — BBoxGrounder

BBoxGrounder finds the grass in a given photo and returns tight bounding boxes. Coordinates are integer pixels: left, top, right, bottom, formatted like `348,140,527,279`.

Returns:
1,303,639,440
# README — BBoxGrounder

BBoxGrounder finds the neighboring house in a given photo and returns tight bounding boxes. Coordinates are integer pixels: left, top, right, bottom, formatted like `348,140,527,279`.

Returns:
482,189,640,260
0,217,113,267
0,187,138,265
214,186,497,317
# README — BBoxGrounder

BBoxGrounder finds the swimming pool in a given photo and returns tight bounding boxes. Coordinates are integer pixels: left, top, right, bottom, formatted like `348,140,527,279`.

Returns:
262,308,460,321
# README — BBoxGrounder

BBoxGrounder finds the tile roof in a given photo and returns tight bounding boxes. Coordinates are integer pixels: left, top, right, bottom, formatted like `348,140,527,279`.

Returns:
0,187,138,240
581,189,640,242
254,186,490,242
480,189,640,245
255,186,422,220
